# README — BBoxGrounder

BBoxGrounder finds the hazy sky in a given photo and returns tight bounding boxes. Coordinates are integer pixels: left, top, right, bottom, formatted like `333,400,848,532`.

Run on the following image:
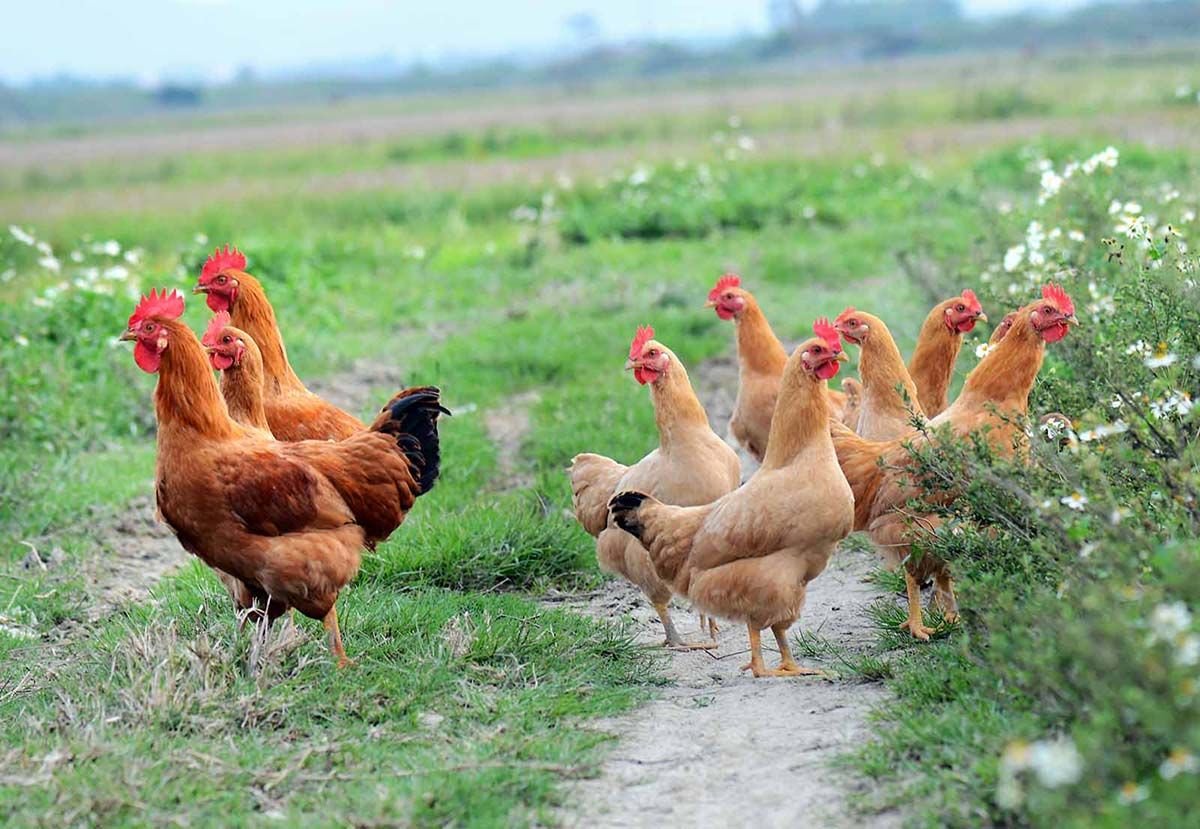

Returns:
2,0,1086,85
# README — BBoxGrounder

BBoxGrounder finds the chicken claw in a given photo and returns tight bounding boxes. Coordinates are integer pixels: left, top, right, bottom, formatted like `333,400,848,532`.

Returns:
901,570,936,641
741,626,823,678
657,603,718,650
322,606,353,669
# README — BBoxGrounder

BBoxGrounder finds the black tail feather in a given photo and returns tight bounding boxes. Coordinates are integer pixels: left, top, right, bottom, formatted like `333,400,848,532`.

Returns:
373,386,450,495
608,490,650,539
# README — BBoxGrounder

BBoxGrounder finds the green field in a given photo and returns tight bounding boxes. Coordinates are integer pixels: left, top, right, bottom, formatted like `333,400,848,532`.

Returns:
2,46,1199,826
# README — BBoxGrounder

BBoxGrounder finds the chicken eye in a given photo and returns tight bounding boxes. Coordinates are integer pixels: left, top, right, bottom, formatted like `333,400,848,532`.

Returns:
956,304,965,312
813,346,823,353
216,275,227,284
1043,306,1053,313
143,322,156,333
222,335,232,344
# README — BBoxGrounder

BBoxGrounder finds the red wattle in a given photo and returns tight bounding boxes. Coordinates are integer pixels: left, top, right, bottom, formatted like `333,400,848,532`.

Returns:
956,319,978,333
134,341,161,373
716,306,735,321
1040,322,1069,343
815,360,841,380
210,353,235,371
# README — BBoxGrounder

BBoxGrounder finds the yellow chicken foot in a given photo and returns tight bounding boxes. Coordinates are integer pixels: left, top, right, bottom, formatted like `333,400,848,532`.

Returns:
657,603,717,650
771,624,823,676
698,612,720,639
322,606,353,668
933,573,960,624
900,569,935,641
740,626,819,678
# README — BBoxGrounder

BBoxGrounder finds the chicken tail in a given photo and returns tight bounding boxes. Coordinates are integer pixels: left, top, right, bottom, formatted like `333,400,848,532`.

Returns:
370,386,451,495
608,490,701,584
568,453,628,536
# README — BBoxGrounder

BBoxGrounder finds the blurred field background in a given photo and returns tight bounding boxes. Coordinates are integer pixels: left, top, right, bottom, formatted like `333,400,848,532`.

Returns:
2,1,1199,826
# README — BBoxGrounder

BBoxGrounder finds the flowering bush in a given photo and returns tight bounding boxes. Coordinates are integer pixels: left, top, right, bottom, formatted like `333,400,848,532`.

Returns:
874,144,1200,826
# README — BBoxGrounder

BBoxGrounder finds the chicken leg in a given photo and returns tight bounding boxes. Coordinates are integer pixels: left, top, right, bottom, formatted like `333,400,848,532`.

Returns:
932,572,959,623
322,606,353,668
741,626,821,678
699,612,720,640
900,569,935,641
656,603,717,650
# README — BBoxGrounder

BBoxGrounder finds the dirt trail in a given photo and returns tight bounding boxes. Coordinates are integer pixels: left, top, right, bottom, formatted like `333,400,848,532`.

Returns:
550,353,899,828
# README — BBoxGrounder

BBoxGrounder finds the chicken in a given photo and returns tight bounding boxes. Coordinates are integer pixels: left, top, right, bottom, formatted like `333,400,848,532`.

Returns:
907,290,987,417
608,319,854,678
831,284,1078,639
834,307,926,440
193,245,364,441
707,273,849,461
989,311,1017,345
122,289,446,666
202,311,272,435
569,326,740,648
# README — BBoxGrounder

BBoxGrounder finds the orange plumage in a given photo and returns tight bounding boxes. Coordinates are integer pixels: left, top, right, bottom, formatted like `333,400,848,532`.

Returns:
123,291,446,666
831,286,1077,639
907,290,987,417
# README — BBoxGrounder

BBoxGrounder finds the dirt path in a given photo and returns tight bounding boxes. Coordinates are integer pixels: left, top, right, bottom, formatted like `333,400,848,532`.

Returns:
548,353,899,827
552,548,897,828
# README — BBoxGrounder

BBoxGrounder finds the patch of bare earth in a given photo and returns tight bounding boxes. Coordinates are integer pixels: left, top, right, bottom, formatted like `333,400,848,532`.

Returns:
482,390,541,491
548,352,899,827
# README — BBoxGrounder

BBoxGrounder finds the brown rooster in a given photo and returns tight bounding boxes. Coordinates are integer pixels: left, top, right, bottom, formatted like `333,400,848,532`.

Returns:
832,285,1078,639
569,326,740,648
193,246,366,441
122,289,446,666
609,319,854,678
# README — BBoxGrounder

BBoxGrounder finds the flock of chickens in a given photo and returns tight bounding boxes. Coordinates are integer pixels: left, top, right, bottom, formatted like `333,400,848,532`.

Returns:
122,247,1076,674
123,247,447,666
570,274,1077,676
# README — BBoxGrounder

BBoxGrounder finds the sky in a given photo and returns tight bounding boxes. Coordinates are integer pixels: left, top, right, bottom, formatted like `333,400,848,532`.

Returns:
1,0,1089,85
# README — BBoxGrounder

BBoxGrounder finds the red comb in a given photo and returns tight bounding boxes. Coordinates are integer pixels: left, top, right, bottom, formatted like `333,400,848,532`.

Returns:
834,306,857,326
629,325,655,360
707,273,741,302
128,288,185,327
1042,283,1075,316
961,288,982,314
202,311,232,348
813,317,840,350
200,245,247,282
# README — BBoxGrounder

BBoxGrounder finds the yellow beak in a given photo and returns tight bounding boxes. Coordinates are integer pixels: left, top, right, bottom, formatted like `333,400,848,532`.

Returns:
624,359,637,371
192,285,208,295
118,329,137,342
834,351,849,362
976,312,988,323
1067,314,1080,325
704,300,716,309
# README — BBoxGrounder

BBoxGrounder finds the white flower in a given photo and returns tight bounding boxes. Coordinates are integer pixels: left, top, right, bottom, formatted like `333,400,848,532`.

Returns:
627,165,652,187
194,233,208,245
727,115,742,129
31,296,52,308
1038,170,1064,203
1145,348,1178,369
510,205,538,223
1004,245,1025,272
1079,543,1097,560
1028,738,1084,788
1150,390,1194,418
1116,213,1147,239
69,250,84,262
103,265,130,281
123,249,142,265
8,225,35,246
1068,229,1086,242
14,334,30,347
1159,749,1199,780
1183,209,1197,224
736,135,756,152
1149,602,1193,643
801,205,817,220
1110,395,1124,409
997,200,1013,215
1109,199,1124,215
975,342,995,359
1125,340,1151,357
405,245,426,261
1078,420,1128,442
1178,634,1200,667
38,255,61,273
1118,783,1149,805
1110,507,1129,525
1061,492,1088,511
